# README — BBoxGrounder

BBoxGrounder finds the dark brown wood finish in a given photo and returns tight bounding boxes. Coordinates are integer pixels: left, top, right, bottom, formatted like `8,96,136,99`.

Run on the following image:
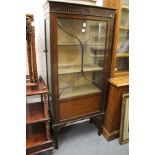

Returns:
60,93,101,121
43,1,116,17
51,14,60,124
102,77,129,141
43,1,116,148
101,15,116,112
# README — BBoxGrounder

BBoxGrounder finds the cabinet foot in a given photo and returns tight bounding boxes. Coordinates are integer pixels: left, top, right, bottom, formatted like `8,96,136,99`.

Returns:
53,127,59,149
98,128,102,136
89,118,93,124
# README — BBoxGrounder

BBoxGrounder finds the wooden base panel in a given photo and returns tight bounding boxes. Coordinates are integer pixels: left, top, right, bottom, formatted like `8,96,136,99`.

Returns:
102,126,119,141
59,94,101,121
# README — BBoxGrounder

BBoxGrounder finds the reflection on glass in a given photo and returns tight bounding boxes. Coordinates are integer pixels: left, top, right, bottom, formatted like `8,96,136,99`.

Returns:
120,8,129,27
115,57,129,71
118,30,129,53
115,0,129,73
57,18,107,99
123,0,129,6
116,29,129,72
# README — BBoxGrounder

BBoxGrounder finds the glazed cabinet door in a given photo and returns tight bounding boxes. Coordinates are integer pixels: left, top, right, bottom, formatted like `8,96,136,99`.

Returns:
57,17,109,101
115,0,129,73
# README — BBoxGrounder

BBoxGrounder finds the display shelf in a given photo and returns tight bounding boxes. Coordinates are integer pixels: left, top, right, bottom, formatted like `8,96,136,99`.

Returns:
26,80,48,96
27,133,49,149
27,137,52,155
58,64,103,74
89,24,106,27
28,148,53,155
122,5,129,10
109,76,129,87
26,123,51,149
26,82,38,87
114,70,129,77
91,46,105,51
26,102,49,124
88,53,104,57
116,53,129,57
59,85,101,99
119,26,129,30
58,42,79,46
58,42,105,46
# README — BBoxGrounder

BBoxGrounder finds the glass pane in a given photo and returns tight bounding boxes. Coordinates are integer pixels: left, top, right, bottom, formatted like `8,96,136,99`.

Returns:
116,6,129,72
120,8,129,27
123,0,129,6
118,30,129,53
115,57,129,71
57,18,107,100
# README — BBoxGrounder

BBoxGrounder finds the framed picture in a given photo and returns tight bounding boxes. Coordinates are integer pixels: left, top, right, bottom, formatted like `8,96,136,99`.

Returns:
119,93,129,144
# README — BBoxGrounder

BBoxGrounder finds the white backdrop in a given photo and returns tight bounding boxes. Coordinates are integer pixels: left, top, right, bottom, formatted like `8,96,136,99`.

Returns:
26,0,104,83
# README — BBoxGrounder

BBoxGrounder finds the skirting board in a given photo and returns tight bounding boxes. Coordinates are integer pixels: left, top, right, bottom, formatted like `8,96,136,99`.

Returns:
102,126,119,141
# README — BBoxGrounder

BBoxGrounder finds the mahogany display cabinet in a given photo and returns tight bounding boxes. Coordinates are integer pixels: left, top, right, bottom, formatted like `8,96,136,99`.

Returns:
43,1,116,148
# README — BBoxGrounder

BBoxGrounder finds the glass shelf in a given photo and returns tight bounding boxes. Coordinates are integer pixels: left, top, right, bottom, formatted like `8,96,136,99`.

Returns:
58,42,105,46
88,53,104,58
59,84,101,100
122,5,129,10
58,64,103,74
120,26,129,30
116,52,129,57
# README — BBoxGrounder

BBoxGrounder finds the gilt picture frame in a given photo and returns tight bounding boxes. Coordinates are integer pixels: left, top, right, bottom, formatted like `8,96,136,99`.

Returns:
119,93,129,144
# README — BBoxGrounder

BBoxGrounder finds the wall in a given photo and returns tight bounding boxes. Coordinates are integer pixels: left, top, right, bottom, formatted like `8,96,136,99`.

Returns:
26,0,104,83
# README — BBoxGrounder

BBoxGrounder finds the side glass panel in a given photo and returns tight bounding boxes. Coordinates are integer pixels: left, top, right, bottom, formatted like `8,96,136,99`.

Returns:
115,1,129,72
57,18,107,100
